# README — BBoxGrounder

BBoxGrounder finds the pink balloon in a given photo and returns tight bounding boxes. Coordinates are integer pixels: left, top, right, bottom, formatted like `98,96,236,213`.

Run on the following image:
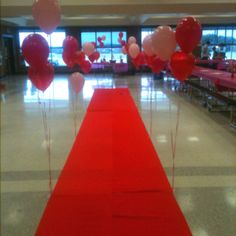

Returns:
151,26,176,61
143,34,154,56
32,0,61,35
69,72,85,93
101,35,106,41
129,43,140,59
82,42,95,56
128,36,137,45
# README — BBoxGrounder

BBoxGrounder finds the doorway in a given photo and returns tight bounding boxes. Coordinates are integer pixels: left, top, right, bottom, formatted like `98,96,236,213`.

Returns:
2,35,15,75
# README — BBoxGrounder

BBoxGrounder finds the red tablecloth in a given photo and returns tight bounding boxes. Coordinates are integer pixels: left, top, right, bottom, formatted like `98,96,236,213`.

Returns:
35,88,192,236
192,66,236,90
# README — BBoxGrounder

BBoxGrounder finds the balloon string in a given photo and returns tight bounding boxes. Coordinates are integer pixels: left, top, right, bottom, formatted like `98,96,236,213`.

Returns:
169,94,181,191
149,78,153,137
72,93,77,138
39,96,53,194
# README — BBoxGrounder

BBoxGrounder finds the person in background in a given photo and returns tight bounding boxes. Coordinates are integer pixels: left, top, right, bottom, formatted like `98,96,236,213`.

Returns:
212,46,218,60
201,41,210,60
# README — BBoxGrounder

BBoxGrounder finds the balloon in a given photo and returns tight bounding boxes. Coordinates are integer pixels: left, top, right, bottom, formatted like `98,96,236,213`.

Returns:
151,57,166,73
151,26,176,61
73,51,85,66
91,42,96,47
80,60,92,74
62,51,76,68
22,34,49,67
176,16,202,53
145,54,156,68
129,43,140,59
143,34,154,56
32,0,61,35
119,32,123,38
128,36,137,45
101,35,106,40
88,51,100,63
170,51,195,82
82,42,95,56
121,40,126,46
100,42,104,48
28,62,54,92
97,37,102,43
132,52,146,68
69,72,84,93
63,36,78,55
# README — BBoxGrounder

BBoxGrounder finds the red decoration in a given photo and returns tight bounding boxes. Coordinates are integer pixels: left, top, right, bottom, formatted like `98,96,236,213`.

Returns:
176,16,202,53
151,57,166,73
63,36,79,55
119,32,123,38
22,34,49,67
28,62,54,92
73,51,85,66
170,51,195,82
80,60,92,74
132,52,146,68
62,51,76,68
88,51,100,63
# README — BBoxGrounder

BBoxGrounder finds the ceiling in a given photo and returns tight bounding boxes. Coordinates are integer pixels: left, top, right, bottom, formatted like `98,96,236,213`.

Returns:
1,0,236,27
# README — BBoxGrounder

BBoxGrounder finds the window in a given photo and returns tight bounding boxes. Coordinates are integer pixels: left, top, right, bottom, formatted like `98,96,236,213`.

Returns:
19,30,66,66
141,28,155,44
202,26,236,59
80,30,127,63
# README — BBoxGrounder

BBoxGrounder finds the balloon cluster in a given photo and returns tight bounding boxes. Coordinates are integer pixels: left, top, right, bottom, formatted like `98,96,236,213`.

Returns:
97,35,106,48
22,34,54,92
62,36,101,74
21,0,62,92
123,16,202,81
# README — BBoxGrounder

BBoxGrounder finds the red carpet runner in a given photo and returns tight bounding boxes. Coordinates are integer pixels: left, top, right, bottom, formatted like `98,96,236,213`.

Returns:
35,88,192,236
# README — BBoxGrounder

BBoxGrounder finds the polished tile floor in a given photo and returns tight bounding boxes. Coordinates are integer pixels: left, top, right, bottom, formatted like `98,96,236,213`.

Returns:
1,73,236,236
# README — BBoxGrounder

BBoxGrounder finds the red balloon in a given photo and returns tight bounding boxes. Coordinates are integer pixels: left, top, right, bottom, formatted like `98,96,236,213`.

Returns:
73,51,85,66
80,60,91,74
91,42,96,47
170,51,195,82
88,51,100,63
119,32,123,38
132,52,146,68
28,62,54,92
69,72,84,93
22,34,49,67
176,16,202,53
121,40,126,46
151,57,166,73
145,54,156,68
62,51,76,68
32,0,61,35
63,36,78,55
